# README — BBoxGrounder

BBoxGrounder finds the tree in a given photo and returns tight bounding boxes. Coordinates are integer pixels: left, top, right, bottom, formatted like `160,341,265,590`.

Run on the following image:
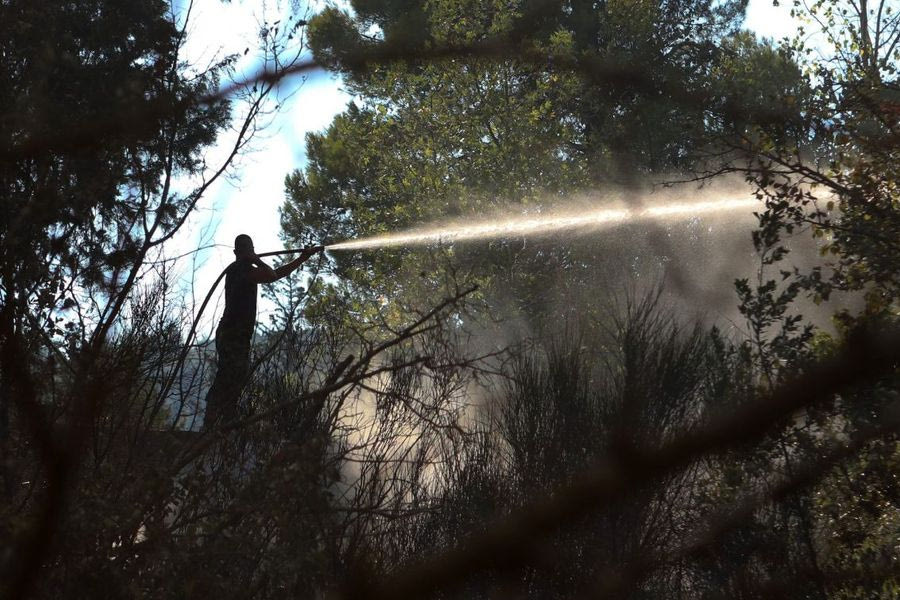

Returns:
731,0,899,327
0,0,311,594
0,0,228,464
721,3,900,594
280,0,775,329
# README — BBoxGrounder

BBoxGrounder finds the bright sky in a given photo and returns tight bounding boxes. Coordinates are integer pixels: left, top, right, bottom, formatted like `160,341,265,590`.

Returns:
170,0,800,330
169,0,351,327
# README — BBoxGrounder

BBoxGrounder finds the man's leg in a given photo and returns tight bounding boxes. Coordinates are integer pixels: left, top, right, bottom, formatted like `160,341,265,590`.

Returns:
204,329,251,429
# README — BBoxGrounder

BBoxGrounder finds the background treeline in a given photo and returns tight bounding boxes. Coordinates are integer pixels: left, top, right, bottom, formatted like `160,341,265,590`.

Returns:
1,0,897,598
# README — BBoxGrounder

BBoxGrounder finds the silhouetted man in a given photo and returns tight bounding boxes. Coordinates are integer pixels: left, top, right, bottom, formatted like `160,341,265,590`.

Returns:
204,234,322,429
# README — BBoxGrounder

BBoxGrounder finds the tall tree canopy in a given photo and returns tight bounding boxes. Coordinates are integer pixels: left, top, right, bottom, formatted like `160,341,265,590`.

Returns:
0,0,230,355
735,0,900,327
281,0,806,326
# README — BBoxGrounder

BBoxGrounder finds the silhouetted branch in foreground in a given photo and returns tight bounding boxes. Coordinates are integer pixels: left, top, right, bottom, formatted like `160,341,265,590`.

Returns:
585,403,900,598
335,325,900,600
706,561,900,600
0,308,65,600
1,36,797,164
113,285,480,553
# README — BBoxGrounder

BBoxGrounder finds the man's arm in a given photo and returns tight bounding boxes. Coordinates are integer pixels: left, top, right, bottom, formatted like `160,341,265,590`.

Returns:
248,246,324,284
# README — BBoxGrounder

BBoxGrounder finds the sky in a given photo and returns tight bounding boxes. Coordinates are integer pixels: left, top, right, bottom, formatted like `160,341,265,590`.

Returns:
170,0,802,329
170,0,351,325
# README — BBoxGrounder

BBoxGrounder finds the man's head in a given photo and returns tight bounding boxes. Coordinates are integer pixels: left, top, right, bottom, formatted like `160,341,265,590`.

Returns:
234,234,255,262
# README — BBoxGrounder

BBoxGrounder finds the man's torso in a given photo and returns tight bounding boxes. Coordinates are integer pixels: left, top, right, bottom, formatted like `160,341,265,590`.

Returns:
219,260,257,335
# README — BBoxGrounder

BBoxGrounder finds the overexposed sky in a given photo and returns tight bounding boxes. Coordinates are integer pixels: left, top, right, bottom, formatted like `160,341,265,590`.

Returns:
745,0,801,41
169,0,800,328
169,0,351,326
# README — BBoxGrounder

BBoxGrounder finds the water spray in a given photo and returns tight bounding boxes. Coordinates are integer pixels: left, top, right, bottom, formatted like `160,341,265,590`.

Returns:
255,195,759,256
324,195,759,251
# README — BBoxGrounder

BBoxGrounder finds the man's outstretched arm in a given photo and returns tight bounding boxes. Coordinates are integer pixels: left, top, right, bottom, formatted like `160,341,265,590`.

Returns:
249,246,324,284
273,245,324,279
